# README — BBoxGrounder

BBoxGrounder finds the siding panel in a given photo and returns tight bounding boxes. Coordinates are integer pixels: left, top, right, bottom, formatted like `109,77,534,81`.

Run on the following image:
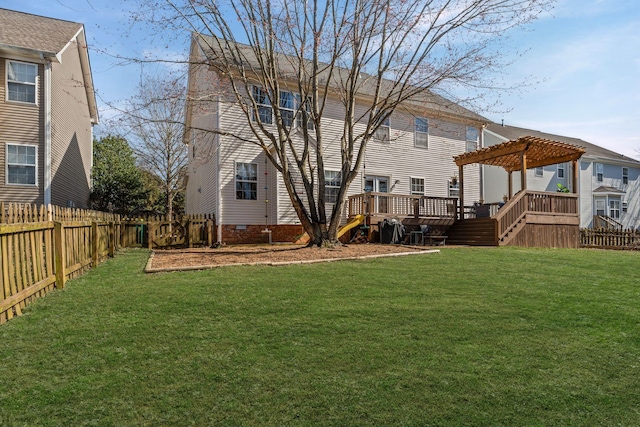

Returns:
0,58,44,204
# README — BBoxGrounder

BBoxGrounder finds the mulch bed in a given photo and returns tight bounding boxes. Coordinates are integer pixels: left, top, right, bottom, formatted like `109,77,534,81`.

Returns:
145,244,439,272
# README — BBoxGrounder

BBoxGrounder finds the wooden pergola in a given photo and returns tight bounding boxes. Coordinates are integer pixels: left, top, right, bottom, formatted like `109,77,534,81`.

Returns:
454,136,586,218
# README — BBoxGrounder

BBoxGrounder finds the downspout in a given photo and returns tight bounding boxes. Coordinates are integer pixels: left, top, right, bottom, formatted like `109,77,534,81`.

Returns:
216,95,222,244
43,58,52,205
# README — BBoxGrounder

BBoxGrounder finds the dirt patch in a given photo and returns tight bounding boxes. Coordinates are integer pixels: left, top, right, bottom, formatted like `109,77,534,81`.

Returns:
146,244,438,272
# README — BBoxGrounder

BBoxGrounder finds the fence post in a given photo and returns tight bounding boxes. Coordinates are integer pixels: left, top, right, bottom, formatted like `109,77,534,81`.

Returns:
186,219,192,248
207,219,214,247
148,222,154,250
54,222,66,290
92,221,99,268
108,221,115,258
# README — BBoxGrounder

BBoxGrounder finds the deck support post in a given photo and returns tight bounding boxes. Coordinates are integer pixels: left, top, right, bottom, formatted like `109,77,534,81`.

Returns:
458,165,464,220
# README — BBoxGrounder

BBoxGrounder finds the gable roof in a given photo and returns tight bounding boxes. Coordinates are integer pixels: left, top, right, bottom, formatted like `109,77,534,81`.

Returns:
0,8,82,60
486,123,640,166
194,33,488,125
0,8,99,124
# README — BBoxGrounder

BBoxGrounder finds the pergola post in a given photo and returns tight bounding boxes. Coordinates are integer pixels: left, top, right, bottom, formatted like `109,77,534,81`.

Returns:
458,165,464,220
520,151,527,192
508,171,513,199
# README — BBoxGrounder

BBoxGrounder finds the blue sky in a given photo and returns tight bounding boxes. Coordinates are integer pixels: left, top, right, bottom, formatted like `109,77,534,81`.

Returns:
3,0,639,158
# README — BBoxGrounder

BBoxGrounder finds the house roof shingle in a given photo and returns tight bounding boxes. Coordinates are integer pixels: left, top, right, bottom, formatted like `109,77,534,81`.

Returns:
0,8,82,58
486,123,640,166
195,33,489,124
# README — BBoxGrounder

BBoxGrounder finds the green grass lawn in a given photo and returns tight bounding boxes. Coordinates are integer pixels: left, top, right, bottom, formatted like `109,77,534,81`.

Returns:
1,247,639,426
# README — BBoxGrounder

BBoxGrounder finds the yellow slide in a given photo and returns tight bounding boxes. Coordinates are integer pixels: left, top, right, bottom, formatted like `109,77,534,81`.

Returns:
293,214,366,244
337,214,366,238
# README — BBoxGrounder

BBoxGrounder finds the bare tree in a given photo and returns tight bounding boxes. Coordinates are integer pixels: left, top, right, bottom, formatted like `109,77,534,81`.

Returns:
139,0,553,246
119,75,189,220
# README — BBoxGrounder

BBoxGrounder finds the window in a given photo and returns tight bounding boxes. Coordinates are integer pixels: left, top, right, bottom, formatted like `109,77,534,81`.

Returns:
235,162,258,200
410,177,424,195
279,91,295,128
6,144,37,185
609,199,620,219
623,201,628,213
466,126,479,152
251,86,272,124
596,163,603,182
622,167,629,185
374,114,390,142
7,61,37,104
557,163,565,178
296,95,314,130
415,118,428,148
448,180,459,198
325,170,341,204
535,167,543,177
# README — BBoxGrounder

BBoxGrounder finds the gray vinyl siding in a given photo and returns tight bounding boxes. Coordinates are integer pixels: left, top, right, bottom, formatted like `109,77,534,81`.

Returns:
50,39,93,208
0,57,45,204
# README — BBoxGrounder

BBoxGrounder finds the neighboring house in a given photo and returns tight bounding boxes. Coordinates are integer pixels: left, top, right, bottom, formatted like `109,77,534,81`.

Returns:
0,8,98,208
483,123,640,230
184,34,487,243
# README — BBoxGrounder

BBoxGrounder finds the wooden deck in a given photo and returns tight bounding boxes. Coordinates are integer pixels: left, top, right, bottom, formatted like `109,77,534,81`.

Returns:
348,191,580,248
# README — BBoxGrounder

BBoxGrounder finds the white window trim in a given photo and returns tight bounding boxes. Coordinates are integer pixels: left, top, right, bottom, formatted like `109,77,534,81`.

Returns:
235,162,258,200
374,114,390,142
465,126,479,152
6,60,38,105
448,180,459,198
410,177,425,195
6,143,38,186
414,118,428,149
596,163,603,182
622,167,629,185
324,169,341,204
557,163,565,179
609,198,621,219
251,85,273,124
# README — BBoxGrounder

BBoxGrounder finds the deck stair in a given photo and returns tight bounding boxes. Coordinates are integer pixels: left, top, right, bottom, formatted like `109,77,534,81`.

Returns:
446,218,497,246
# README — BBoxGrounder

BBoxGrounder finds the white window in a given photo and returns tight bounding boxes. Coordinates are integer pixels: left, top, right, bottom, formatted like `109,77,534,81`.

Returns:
410,177,424,195
374,114,390,142
622,167,628,185
296,95,314,130
535,167,543,177
7,61,37,104
235,162,258,200
251,86,272,124
324,170,341,204
6,144,37,185
415,118,428,148
279,91,295,128
465,126,479,152
596,163,603,182
557,163,565,178
622,201,628,213
609,199,620,219
448,180,459,198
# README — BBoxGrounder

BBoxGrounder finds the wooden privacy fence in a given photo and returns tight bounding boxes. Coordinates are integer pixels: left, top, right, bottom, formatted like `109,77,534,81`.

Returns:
580,228,640,250
1,203,215,325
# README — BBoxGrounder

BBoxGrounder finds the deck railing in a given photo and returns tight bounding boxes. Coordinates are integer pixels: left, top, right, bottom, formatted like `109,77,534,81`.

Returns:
348,192,458,220
494,191,578,241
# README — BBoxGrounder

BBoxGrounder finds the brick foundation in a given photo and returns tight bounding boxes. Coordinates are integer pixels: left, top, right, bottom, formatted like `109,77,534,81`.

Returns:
221,224,304,244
